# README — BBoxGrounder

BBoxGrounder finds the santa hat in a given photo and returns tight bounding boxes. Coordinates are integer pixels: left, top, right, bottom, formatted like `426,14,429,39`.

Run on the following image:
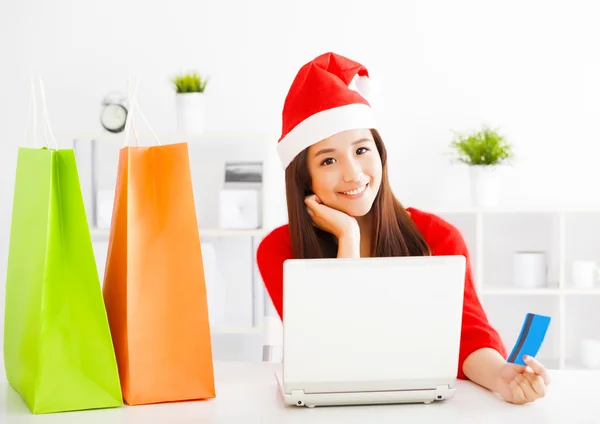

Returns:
277,52,376,169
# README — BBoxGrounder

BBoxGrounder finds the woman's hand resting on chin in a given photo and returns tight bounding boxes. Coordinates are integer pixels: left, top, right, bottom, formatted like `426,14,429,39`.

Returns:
304,194,359,240
304,195,362,258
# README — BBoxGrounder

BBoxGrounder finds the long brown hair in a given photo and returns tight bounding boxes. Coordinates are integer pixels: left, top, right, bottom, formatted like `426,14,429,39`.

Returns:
285,129,431,259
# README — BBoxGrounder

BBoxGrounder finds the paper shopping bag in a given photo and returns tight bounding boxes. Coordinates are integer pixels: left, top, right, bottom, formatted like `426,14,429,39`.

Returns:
4,148,123,414
102,141,216,405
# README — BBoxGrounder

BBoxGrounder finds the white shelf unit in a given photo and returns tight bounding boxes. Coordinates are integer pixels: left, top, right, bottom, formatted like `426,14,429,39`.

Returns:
63,131,286,362
436,207,600,370
89,225,273,326
89,225,271,363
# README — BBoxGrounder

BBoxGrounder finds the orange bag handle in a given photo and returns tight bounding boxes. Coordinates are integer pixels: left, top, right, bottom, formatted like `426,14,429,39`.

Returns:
123,77,162,148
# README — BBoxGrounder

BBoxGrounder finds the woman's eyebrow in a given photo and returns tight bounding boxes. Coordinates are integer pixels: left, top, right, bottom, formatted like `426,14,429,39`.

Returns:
314,147,336,157
313,138,371,157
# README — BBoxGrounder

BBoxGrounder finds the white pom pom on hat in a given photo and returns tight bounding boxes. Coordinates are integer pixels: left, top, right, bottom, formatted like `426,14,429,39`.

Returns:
351,74,371,101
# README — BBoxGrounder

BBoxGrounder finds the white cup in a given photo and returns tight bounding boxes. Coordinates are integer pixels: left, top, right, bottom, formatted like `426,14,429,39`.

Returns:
513,251,547,288
572,261,600,289
581,339,600,368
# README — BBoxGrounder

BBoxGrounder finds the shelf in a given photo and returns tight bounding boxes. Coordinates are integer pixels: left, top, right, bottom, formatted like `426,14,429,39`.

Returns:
90,227,268,238
564,296,600,370
480,287,600,296
482,213,561,288
201,228,268,238
433,207,600,215
437,208,561,214
563,288,600,295
480,287,561,296
563,360,600,370
211,326,261,335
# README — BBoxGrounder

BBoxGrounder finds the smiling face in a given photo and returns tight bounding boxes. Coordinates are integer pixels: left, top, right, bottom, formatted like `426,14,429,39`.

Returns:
306,128,382,217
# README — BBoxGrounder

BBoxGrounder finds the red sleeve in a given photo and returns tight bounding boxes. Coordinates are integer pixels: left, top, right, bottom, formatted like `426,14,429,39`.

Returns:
256,225,293,320
427,217,507,380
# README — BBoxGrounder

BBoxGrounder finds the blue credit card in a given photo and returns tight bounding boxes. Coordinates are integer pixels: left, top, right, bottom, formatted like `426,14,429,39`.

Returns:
507,313,551,366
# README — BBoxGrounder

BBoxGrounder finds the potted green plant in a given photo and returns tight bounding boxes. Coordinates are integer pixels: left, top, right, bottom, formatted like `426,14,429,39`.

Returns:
448,126,514,208
171,71,209,134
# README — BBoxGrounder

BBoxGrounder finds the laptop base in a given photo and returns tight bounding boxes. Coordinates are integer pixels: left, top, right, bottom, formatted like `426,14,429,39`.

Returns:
275,372,455,408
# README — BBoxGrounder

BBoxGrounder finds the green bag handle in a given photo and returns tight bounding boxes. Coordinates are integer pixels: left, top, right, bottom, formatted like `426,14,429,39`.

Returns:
25,76,58,150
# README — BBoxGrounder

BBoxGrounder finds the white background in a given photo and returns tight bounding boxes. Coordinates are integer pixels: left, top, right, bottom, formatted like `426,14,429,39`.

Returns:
2,0,600,378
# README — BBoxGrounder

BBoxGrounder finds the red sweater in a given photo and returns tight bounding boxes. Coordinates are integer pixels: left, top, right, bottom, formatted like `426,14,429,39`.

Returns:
256,207,507,380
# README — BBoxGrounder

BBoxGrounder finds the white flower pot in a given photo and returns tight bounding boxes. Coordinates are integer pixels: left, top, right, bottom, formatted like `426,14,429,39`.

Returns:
176,92,205,134
469,165,502,208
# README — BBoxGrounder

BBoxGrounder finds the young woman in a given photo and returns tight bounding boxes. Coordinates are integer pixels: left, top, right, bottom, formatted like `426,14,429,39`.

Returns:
257,52,550,405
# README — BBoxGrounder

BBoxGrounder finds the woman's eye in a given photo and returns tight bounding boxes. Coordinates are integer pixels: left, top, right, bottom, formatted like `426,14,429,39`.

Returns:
356,147,369,155
321,158,336,166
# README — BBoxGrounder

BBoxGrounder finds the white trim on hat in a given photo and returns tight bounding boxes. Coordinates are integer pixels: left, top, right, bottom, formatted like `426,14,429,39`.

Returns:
277,103,377,169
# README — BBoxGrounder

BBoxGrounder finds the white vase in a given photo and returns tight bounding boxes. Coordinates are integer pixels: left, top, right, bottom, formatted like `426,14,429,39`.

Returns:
175,92,205,134
469,165,502,208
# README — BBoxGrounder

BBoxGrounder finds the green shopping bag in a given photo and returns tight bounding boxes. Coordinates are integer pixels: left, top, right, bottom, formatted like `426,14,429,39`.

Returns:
3,79,123,414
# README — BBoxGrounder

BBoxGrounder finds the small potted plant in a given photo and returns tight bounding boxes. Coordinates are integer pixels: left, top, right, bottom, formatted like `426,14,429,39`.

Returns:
172,71,209,134
448,125,514,208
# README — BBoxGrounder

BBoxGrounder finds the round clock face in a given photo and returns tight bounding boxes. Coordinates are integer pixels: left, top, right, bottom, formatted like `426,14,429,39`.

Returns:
101,104,127,133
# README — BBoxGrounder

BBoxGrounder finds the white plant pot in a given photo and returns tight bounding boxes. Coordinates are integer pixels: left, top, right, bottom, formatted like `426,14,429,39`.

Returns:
469,165,502,208
176,92,205,134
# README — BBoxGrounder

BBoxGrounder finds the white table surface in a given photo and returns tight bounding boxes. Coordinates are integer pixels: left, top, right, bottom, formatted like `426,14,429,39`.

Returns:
2,361,600,423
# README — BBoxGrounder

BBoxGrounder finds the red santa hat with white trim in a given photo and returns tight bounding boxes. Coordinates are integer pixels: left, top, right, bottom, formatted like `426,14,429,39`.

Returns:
277,52,376,169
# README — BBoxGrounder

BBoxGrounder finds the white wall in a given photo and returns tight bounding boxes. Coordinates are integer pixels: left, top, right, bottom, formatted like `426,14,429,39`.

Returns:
2,0,600,376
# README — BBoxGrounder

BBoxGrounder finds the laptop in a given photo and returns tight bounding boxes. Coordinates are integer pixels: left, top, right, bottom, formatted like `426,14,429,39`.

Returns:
275,255,466,408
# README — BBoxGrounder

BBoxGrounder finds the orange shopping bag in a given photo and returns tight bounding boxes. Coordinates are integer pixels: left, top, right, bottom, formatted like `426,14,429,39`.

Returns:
102,82,215,405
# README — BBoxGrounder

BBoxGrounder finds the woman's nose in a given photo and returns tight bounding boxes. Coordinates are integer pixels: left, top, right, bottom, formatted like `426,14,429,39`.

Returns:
342,160,362,183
